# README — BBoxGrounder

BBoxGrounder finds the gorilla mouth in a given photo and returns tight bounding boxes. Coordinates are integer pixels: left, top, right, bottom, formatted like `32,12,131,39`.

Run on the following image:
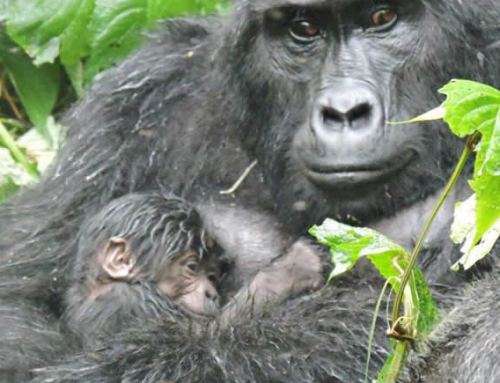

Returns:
302,152,415,189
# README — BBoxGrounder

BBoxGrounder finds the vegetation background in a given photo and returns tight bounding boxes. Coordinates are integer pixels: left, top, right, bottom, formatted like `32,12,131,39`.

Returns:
0,0,229,203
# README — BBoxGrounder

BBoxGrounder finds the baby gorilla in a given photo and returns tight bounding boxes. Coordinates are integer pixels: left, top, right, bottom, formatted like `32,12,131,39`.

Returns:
64,192,223,347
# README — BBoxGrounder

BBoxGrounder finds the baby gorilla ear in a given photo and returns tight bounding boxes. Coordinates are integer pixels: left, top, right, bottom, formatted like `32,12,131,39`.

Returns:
101,237,136,280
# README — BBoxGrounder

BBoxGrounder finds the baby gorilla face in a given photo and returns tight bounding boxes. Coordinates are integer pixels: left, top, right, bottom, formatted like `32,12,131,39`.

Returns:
93,237,222,317
158,251,221,316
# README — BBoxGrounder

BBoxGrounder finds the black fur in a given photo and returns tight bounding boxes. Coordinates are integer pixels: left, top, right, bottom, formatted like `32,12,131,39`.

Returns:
0,299,75,381
1,0,500,381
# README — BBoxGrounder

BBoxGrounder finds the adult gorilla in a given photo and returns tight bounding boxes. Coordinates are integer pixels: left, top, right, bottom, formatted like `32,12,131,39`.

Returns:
1,0,500,381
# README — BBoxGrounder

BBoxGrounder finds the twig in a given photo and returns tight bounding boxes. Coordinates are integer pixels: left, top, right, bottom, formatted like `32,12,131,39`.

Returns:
219,160,258,195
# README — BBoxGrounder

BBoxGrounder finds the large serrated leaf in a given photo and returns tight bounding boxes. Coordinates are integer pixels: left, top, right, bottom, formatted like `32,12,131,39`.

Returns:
439,80,500,137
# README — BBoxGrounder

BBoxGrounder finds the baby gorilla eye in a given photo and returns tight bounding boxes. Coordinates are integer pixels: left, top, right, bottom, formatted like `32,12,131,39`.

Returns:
185,261,199,273
370,8,398,28
289,20,321,43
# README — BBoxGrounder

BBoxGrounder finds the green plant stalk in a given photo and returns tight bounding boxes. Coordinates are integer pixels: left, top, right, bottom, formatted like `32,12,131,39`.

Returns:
365,278,393,383
0,121,39,178
378,341,409,383
391,132,479,326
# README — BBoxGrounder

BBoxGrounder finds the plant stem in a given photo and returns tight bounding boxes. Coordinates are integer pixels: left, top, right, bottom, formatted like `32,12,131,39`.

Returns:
391,132,480,325
0,121,39,178
380,341,409,383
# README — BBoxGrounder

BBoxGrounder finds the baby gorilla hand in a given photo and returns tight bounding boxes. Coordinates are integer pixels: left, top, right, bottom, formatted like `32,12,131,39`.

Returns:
253,240,324,300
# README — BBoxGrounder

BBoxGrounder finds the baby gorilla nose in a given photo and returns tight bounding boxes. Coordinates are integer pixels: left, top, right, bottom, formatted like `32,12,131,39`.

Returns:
205,287,218,301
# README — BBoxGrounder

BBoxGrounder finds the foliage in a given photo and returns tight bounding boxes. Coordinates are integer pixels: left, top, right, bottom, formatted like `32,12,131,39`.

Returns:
0,0,229,203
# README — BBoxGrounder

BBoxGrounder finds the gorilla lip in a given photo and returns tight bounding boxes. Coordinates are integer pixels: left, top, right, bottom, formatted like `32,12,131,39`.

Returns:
303,152,414,188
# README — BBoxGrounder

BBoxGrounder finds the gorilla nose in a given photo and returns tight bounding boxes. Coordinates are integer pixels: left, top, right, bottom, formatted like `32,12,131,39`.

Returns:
205,287,218,302
314,84,382,132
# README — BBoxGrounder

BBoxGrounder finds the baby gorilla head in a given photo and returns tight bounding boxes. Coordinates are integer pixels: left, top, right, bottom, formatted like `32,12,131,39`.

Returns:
64,192,223,347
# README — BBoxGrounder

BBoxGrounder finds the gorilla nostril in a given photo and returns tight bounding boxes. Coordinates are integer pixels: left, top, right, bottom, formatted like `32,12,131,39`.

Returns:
347,102,372,122
322,107,344,124
205,289,218,301
321,103,373,129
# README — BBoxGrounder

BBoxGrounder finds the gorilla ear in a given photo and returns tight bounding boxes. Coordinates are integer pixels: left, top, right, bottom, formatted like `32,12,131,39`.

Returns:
101,237,136,280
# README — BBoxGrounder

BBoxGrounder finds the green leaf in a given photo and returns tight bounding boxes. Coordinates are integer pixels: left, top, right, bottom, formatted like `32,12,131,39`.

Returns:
84,0,224,85
83,0,148,84
6,0,89,64
0,32,60,143
4,0,228,90
309,219,406,288
58,0,95,95
439,80,500,137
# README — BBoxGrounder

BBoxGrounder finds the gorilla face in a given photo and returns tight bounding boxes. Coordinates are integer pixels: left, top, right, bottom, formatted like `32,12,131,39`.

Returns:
227,0,477,228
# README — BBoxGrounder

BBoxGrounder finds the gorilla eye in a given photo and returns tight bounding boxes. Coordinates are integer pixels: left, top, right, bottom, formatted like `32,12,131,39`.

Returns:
186,261,199,273
289,20,321,43
370,9,398,28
